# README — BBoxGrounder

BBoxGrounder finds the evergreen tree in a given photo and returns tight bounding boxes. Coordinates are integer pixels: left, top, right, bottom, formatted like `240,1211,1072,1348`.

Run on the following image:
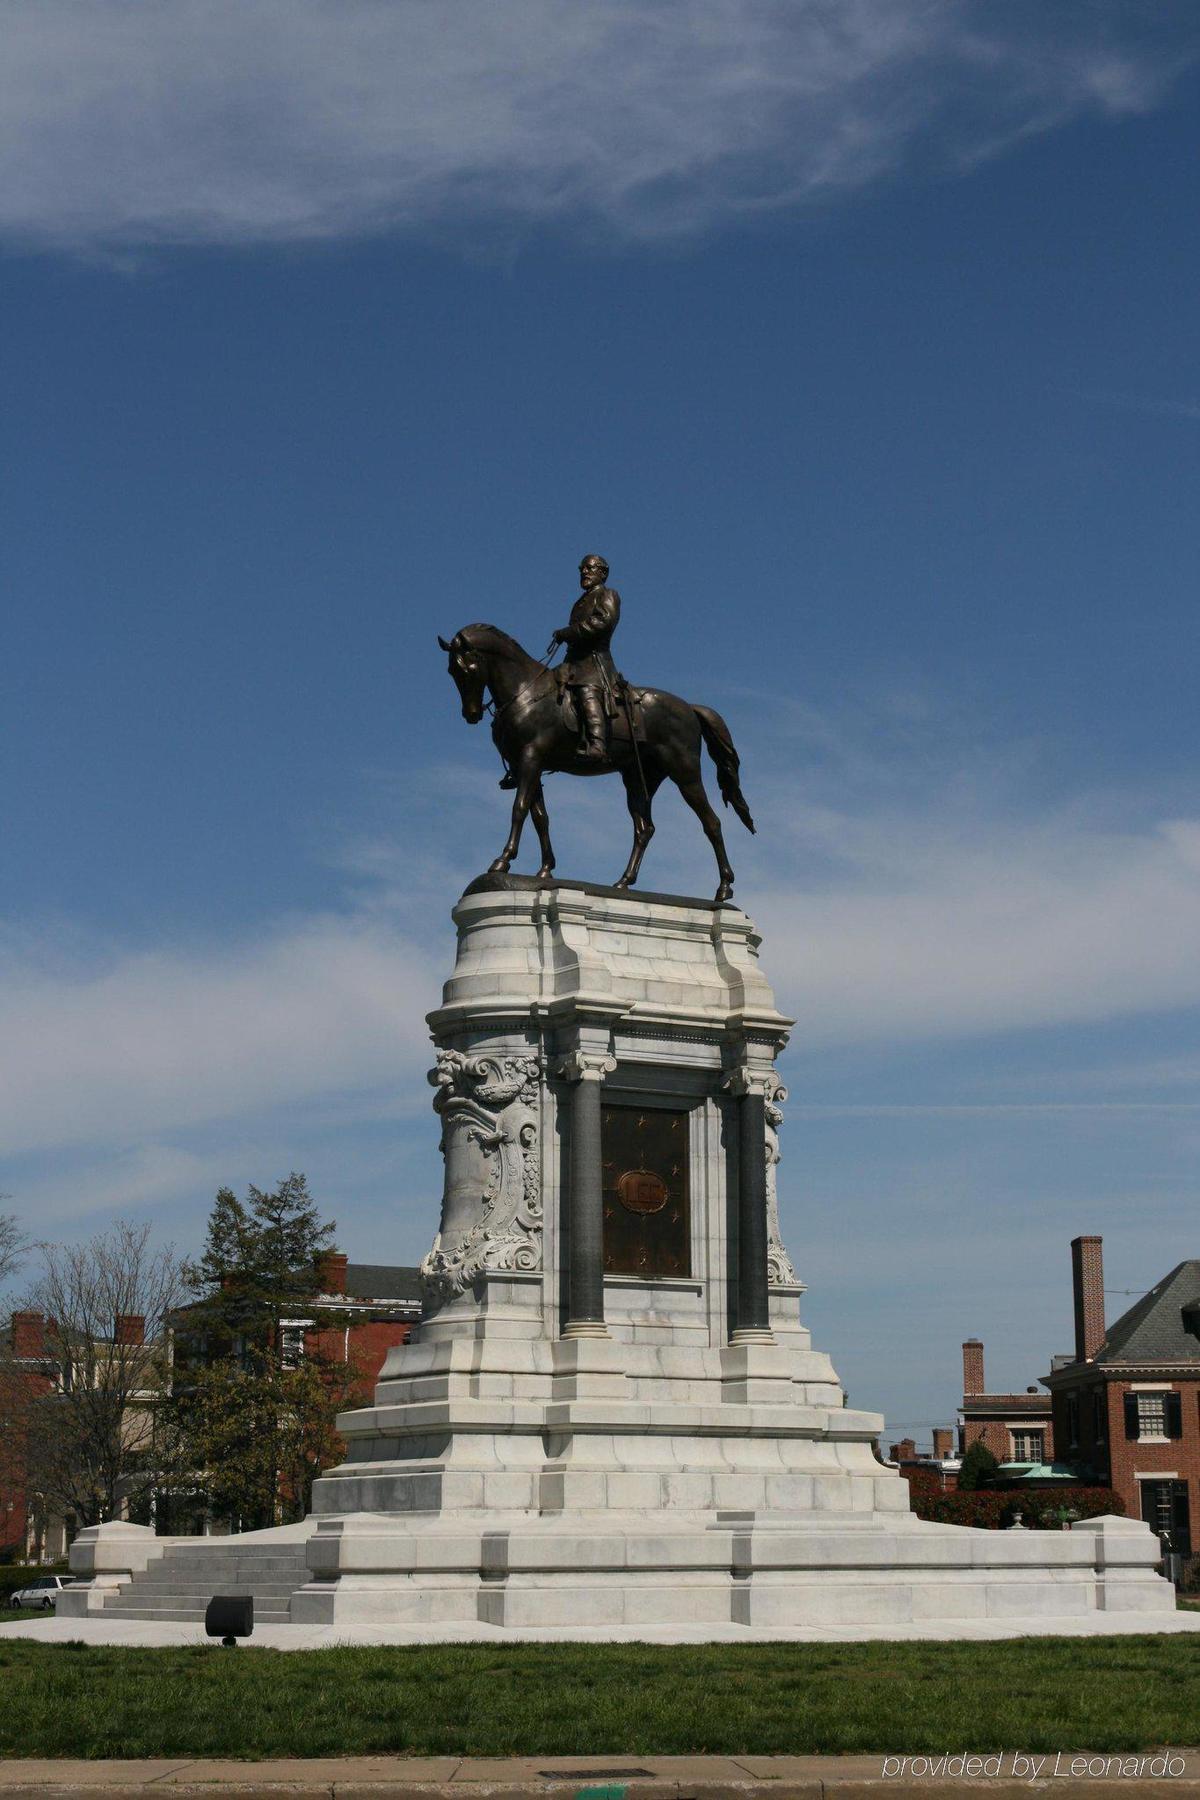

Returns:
180,1173,335,1372
170,1174,354,1528
957,1439,1000,1491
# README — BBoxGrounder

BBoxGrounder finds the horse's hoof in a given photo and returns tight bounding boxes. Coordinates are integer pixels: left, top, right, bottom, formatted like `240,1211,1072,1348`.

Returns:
536,865,556,881
714,881,733,903
614,876,633,890
488,858,511,875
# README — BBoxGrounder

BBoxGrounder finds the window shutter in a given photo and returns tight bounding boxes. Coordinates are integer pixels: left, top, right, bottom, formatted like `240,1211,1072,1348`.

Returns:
1166,1392,1183,1439
1124,1392,1139,1439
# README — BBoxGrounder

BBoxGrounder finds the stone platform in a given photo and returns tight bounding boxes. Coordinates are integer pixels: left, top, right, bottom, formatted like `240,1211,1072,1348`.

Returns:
60,880,1182,1636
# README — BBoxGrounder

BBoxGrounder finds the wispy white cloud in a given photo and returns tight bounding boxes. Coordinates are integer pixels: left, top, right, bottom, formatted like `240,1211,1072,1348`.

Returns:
0,0,1192,252
3,802,1199,1166
750,809,1200,1048
0,916,438,1159
3,683,1199,1208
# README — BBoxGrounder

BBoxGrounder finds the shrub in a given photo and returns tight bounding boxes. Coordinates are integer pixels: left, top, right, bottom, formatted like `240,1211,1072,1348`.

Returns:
909,1486,1124,1529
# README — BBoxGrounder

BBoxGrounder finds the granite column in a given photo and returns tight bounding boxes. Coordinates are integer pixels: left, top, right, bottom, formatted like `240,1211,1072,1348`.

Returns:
559,1049,616,1339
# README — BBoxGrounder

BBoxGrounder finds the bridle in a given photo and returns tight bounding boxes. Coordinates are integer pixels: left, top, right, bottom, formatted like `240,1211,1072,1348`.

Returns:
470,639,562,726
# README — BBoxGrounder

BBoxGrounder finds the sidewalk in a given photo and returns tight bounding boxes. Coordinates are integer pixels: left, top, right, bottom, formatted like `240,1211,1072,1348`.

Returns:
0,1755,1196,1797
6,1613,1200,1649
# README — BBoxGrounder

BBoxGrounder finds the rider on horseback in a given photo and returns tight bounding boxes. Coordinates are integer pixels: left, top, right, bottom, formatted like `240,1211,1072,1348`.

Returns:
499,553,622,787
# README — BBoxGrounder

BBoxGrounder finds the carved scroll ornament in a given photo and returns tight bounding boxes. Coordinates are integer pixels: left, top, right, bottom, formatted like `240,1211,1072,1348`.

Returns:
420,1052,543,1302
763,1074,800,1288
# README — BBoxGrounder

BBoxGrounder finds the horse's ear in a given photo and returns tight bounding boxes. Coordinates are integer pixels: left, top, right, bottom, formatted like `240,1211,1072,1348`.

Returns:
438,635,452,652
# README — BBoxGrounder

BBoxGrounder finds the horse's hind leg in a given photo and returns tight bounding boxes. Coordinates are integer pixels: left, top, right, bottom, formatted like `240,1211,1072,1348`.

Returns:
615,764,661,889
530,781,556,880
674,767,736,903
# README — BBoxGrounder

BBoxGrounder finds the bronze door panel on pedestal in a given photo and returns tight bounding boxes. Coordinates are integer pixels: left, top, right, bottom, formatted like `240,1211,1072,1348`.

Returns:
601,1103,691,1277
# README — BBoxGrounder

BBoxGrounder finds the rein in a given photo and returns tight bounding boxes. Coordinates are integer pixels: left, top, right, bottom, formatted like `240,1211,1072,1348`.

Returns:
485,648,559,726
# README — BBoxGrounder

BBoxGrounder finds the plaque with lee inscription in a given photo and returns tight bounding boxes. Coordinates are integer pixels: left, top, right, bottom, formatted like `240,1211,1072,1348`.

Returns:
601,1103,691,1277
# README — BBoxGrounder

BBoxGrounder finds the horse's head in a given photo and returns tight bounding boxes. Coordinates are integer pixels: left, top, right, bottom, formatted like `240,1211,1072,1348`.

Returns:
438,627,488,724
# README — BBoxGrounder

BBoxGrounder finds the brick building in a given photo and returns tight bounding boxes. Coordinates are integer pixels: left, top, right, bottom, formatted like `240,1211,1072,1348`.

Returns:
886,1426,961,1492
1043,1235,1200,1555
958,1337,1055,1465
284,1254,422,1383
1,1256,422,1560
0,1311,58,1561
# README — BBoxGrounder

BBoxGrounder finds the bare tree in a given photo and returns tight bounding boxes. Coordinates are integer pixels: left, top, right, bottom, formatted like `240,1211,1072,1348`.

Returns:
0,1208,27,1290
17,1222,184,1529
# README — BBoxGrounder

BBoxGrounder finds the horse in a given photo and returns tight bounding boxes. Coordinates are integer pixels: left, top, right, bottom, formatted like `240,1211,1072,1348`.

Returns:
438,624,755,902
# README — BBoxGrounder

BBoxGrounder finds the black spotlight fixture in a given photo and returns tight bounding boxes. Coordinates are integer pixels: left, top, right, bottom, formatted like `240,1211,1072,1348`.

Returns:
205,1594,254,1647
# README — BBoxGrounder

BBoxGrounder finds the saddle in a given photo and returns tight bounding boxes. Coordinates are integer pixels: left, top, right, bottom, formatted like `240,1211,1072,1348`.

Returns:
555,667,646,749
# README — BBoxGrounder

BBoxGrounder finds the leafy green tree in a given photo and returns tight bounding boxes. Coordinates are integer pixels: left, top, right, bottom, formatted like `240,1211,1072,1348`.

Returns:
169,1357,359,1529
957,1439,1000,1491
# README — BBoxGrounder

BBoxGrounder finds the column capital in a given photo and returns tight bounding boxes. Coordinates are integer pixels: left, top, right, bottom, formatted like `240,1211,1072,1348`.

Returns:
721,1065,783,1100
557,1050,617,1084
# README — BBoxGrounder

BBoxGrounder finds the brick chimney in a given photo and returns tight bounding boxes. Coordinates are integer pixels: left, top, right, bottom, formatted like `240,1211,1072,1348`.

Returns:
315,1250,348,1296
890,1437,917,1463
113,1314,145,1347
1071,1235,1105,1362
11,1311,46,1359
932,1427,953,1459
962,1338,985,1395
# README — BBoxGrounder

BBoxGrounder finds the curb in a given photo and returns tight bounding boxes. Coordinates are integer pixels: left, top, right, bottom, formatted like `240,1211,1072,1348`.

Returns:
0,1756,1197,1797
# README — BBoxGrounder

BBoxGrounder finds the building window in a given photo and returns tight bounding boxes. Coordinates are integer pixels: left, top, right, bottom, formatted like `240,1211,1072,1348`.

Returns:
1092,1389,1106,1444
1010,1430,1044,1463
1124,1390,1183,1441
280,1323,308,1369
1140,1479,1192,1556
1065,1396,1080,1449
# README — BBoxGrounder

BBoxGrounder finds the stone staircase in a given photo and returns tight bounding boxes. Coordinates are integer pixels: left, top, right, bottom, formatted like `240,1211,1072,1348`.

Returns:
98,1538,312,1625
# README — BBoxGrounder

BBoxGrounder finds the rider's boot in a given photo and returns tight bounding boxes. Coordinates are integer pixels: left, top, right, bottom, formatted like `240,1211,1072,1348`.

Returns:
498,765,518,789
579,687,607,760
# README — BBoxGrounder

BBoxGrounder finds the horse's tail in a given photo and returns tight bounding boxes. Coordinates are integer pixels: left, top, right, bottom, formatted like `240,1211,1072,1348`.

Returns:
694,705,756,834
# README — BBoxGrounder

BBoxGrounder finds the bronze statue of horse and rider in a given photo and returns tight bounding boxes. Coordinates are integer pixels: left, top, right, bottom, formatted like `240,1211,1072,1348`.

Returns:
439,554,755,903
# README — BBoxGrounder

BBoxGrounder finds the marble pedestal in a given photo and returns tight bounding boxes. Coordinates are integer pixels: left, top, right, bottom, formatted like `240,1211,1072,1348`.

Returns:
290,878,1172,1629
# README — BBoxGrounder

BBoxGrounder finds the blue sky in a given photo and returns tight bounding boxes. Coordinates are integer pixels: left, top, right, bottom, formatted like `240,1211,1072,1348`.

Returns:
2,1,1199,1438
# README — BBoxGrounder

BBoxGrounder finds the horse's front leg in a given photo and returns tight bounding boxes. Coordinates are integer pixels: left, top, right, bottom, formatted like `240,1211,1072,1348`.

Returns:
488,754,540,874
529,781,556,880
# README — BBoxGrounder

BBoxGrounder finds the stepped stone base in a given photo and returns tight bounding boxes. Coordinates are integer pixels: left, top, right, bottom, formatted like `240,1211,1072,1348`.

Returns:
293,1510,1176,1631
58,1523,312,1626
60,1510,1177,1635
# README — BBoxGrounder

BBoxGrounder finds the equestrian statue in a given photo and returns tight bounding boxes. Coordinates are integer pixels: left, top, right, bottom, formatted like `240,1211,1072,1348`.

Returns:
439,554,755,903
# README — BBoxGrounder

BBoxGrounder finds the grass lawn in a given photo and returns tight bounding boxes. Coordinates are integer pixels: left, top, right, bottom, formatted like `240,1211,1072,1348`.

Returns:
0,1638,1198,1759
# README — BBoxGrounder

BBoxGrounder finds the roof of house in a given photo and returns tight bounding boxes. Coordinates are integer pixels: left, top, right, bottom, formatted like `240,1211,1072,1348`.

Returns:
960,1393,1053,1414
342,1263,423,1307
995,1462,1079,1483
1094,1260,1200,1366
